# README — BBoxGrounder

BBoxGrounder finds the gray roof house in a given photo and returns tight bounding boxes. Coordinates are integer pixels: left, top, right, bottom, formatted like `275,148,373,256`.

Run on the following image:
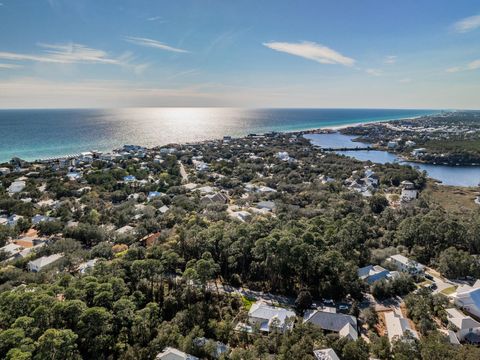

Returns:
201,192,228,205
304,308,358,340
155,347,198,360
256,201,276,212
314,348,340,360
446,308,480,343
357,265,393,284
248,301,296,333
27,253,63,272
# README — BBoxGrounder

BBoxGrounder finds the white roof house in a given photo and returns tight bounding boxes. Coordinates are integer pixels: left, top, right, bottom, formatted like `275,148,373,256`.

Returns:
0,167,11,175
27,253,63,272
445,308,480,343
387,254,425,274
314,348,340,360
384,311,418,342
159,205,170,214
0,243,23,257
248,301,296,333
155,347,198,360
303,308,358,340
452,281,480,319
401,188,418,202
8,180,26,194
78,258,99,274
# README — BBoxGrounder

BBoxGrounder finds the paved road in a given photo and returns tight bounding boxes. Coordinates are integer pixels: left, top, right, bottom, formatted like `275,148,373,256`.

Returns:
210,283,296,306
425,267,456,294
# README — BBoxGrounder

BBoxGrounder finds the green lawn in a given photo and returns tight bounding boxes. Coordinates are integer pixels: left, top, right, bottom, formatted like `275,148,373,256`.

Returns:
241,296,256,310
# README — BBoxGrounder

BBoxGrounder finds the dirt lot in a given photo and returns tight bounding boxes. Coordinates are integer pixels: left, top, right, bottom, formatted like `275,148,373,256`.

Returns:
422,181,480,212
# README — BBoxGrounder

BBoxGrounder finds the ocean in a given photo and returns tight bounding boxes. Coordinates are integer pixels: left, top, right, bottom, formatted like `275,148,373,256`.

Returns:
0,108,436,162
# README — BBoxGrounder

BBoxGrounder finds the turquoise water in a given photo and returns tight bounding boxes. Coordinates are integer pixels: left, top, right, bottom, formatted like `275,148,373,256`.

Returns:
305,133,480,187
0,108,435,162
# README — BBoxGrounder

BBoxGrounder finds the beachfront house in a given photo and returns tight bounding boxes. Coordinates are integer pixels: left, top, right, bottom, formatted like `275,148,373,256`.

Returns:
247,301,296,333
155,347,198,360
445,308,480,343
387,254,425,275
303,308,358,340
27,253,64,272
384,311,418,342
452,280,480,319
0,167,11,176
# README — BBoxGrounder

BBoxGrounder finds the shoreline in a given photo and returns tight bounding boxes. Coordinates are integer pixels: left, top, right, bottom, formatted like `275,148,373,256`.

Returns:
2,111,439,164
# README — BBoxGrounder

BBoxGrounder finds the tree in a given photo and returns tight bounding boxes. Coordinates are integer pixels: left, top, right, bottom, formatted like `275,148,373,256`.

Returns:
419,331,455,360
6,348,32,360
391,334,420,360
362,306,378,329
369,194,389,214
77,307,113,358
34,329,80,360
342,338,370,360
437,247,477,279
370,335,392,360
295,290,312,315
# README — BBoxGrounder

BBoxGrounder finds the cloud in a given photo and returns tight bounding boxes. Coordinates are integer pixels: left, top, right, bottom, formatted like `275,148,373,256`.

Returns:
385,55,397,64
146,16,166,22
453,14,480,33
366,68,383,76
446,59,480,73
0,63,22,69
0,43,131,65
398,78,412,83
263,41,355,66
124,36,188,53
0,43,148,73
167,69,199,80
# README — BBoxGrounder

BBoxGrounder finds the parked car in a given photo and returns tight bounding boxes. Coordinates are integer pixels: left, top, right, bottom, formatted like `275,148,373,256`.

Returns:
425,273,434,281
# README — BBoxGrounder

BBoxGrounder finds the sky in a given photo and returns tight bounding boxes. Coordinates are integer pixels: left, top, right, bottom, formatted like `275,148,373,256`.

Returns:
0,0,479,109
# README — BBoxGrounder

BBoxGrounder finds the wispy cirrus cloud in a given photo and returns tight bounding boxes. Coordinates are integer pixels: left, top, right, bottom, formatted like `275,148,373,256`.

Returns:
0,63,22,69
384,55,397,64
446,59,480,73
453,14,480,33
0,42,148,73
124,36,189,53
365,68,383,76
0,43,130,65
146,16,166,23
263,41,355,66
